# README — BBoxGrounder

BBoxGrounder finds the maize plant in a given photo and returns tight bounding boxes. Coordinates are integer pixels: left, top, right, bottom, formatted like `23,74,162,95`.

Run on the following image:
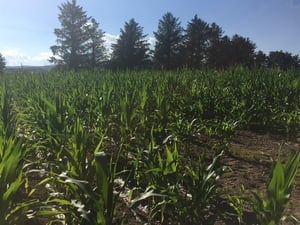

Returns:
0,84,28,225
247,150,300,225
0,68,298,224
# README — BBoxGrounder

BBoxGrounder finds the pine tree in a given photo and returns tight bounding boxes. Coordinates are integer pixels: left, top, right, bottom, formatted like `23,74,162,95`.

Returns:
184,15,210,68
254,50,268,67
111,19,150,70
153,12,183,69
207,34,256,68
207,35,231,68
230,34,256,67
50,0,90,70
268,51,300,69
0,53,5,73
206,22,226,68
84,18,107,68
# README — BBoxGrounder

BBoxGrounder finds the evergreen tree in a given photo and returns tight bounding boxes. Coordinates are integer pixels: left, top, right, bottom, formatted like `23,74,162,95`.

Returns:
84,18,107,68
0,53,5,73
50,0,90,70
111,19,150,70
207,35,232,68
230,34,256,67
254,50,268,67
292,55,300,68
268,51,300,69
208,22,224,43
153,12,184,69
207,34,256,68
184,15,210,68
206,22,224,67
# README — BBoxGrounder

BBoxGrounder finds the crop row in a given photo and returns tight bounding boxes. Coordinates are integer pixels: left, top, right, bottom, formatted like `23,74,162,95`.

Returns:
0,68,299,225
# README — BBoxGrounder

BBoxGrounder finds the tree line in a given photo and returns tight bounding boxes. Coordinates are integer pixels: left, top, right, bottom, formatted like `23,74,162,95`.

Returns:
1,0,299,72
0,53,5,73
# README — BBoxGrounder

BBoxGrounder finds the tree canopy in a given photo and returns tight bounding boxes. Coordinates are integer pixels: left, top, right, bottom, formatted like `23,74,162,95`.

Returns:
153,12,184,69
50,0,106,70
49,1,299,71
254,50,268,68
0,53,5,73
110,19,150,70
184,15,211,68
84,18,107,68
229,34,256,67
268,51,300,70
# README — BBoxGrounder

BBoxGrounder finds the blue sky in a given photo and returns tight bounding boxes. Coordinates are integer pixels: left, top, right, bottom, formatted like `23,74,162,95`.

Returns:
0,0,299,66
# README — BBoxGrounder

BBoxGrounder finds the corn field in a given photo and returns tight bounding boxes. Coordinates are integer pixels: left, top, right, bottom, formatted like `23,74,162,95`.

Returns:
0,68,299,225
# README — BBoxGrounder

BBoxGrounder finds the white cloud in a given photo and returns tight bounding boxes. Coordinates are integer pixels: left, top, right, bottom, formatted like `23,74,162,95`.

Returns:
1,48,53,66
1,49,29,66
1,34,156,66
31,51,53,63
103,33,156,53
103,33,118,54
147,36,156,50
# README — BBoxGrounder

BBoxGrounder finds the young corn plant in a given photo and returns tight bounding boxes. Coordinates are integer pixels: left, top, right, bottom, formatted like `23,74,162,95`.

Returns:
247,150,300,225
130,140,181,223
226,185,246,225
0,137,26,225
34,119,122,225
0,88,28,224
180,150,226,225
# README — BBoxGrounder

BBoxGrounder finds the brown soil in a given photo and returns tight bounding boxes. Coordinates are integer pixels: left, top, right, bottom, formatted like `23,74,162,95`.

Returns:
218,130,300,225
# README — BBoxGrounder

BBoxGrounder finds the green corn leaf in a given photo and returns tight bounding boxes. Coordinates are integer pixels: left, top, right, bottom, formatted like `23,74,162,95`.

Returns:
129,188,167,208
46,198,72,206
165,146,177,173
94,151,109,205
146,168,163,176
41,97,56,113
36,208,67,217
268,160,284,199
3,173,23,201
284,151,300,191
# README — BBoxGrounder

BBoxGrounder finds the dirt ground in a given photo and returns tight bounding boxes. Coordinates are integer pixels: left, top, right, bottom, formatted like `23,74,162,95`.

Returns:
218,130,300,225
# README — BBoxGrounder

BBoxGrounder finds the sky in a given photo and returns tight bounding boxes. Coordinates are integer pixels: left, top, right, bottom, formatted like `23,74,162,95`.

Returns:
0,0,299,66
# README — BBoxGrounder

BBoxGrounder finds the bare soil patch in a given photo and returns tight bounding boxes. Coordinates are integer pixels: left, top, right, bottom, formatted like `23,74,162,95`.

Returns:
218,130,300,225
